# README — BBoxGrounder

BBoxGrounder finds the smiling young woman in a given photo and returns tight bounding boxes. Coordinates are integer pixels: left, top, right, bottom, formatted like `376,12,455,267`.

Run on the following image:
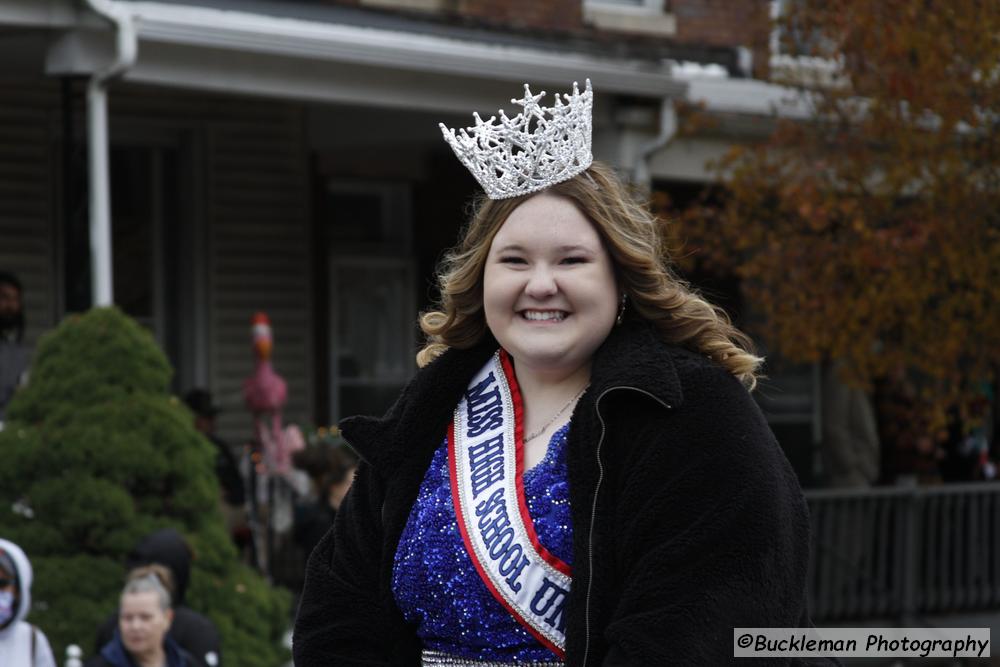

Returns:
294,83,830,667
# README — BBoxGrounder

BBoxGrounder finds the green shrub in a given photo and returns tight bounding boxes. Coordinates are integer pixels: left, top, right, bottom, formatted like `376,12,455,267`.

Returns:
0,307,290,665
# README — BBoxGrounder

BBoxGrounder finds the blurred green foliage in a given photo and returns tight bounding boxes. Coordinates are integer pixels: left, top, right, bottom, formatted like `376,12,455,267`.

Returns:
0,307,290,665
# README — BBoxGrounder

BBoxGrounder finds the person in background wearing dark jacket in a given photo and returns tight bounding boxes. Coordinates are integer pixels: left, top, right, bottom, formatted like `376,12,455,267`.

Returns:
87,565,190,667
292,440,359,569
294,81,830,666
183,388,248,547
0,271,31,424
95,530,220,667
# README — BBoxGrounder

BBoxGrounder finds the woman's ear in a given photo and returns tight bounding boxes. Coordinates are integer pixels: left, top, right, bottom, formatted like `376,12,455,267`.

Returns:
165,607,175,627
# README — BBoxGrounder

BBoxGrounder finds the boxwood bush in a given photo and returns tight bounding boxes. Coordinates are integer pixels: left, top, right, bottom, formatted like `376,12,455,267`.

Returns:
0,307,290,665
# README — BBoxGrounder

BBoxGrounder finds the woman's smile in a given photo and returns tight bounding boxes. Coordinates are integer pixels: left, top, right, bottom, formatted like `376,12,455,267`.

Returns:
519,309,568,323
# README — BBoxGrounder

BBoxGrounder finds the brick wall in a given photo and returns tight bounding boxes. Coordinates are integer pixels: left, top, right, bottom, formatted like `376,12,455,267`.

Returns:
670,0,772,77
455,0,582,32
316,0,774,76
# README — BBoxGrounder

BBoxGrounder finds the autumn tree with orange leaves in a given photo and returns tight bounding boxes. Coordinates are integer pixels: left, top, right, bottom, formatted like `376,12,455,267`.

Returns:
668,1,1000,478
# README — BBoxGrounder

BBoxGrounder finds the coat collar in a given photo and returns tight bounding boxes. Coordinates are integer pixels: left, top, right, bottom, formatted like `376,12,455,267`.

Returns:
102,630,188,667
587,319,683,408
339,320,684,467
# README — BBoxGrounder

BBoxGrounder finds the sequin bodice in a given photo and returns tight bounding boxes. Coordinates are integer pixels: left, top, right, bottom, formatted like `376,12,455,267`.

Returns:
392,423,574,662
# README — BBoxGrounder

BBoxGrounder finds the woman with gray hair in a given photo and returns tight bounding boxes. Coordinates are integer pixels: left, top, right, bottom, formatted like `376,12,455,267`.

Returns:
87,565,191,667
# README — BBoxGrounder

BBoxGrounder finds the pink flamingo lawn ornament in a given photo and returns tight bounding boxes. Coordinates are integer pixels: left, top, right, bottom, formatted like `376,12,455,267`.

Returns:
243,312,301,474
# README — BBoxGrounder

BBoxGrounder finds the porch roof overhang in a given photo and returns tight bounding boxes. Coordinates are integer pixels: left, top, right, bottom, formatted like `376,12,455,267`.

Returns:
16,0,687,112
685,76,813,125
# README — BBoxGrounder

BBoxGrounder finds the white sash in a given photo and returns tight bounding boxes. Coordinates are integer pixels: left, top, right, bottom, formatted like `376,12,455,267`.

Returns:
449,350,572,659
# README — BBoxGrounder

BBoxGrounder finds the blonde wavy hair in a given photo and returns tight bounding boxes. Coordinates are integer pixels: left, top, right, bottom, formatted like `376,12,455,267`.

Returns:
418,161,762,389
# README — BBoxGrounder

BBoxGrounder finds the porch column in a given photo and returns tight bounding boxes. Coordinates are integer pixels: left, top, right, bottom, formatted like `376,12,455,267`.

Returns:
83,0,136,306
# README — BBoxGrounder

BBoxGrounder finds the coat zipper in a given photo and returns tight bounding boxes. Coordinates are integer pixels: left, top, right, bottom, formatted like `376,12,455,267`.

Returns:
581,386,671,667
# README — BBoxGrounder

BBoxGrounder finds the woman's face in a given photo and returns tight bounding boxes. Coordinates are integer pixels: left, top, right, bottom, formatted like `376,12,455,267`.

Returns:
119,591,172,657
484,192,618,378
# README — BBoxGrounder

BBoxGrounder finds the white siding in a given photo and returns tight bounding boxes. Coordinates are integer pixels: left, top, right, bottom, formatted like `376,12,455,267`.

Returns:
0,80,59,345
0,82,313,444
206,106,312,444
107,88,313,444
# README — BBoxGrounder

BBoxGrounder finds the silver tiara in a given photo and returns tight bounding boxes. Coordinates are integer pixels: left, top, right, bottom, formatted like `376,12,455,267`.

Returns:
439,79,594,200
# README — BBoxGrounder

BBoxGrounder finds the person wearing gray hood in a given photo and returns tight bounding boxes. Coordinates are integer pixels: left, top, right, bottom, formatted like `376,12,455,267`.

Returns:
0,538,56,667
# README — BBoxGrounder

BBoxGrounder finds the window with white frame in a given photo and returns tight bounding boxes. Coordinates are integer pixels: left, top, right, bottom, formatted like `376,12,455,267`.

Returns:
769,0,839,79
328,256,415,421
324,181,416,421
110,141,204,393
583,0,675,35
358,0,446,12
584,0,665,11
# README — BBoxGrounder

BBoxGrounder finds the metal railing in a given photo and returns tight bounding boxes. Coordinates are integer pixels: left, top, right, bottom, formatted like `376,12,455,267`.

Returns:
805,482,1000,621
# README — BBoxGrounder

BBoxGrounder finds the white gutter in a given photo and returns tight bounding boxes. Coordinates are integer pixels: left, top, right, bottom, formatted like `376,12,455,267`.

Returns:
634,97,677,190
0,0,77,27
83,0,137,307
15,1,684,98
121,1,685,100
41,2,686,115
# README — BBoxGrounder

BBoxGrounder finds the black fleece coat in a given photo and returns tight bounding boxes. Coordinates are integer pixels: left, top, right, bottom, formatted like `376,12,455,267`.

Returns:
294,322,830,666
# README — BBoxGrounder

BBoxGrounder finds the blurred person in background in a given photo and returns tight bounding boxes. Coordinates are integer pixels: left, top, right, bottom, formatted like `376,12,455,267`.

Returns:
0,538,56,667
292,439,359,574
88,565,191,667
95,529,221,667
0,271,31,424
183,388,248,547
821,359,880,487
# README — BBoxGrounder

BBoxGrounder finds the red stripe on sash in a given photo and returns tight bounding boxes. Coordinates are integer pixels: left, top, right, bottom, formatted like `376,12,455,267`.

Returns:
498,350,573,578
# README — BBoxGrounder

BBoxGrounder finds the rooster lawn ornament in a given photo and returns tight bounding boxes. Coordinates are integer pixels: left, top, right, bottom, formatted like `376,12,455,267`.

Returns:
243,312,301,474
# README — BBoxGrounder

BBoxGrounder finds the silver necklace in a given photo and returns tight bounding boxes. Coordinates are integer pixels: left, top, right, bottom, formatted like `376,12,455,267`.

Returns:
523,385,588,443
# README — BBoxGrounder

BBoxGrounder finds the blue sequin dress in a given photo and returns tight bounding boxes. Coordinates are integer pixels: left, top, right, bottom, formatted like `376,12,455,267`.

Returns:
392,422,574,662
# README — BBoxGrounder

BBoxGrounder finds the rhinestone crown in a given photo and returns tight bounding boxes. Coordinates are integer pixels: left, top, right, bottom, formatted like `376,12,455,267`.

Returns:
439,80,593,200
